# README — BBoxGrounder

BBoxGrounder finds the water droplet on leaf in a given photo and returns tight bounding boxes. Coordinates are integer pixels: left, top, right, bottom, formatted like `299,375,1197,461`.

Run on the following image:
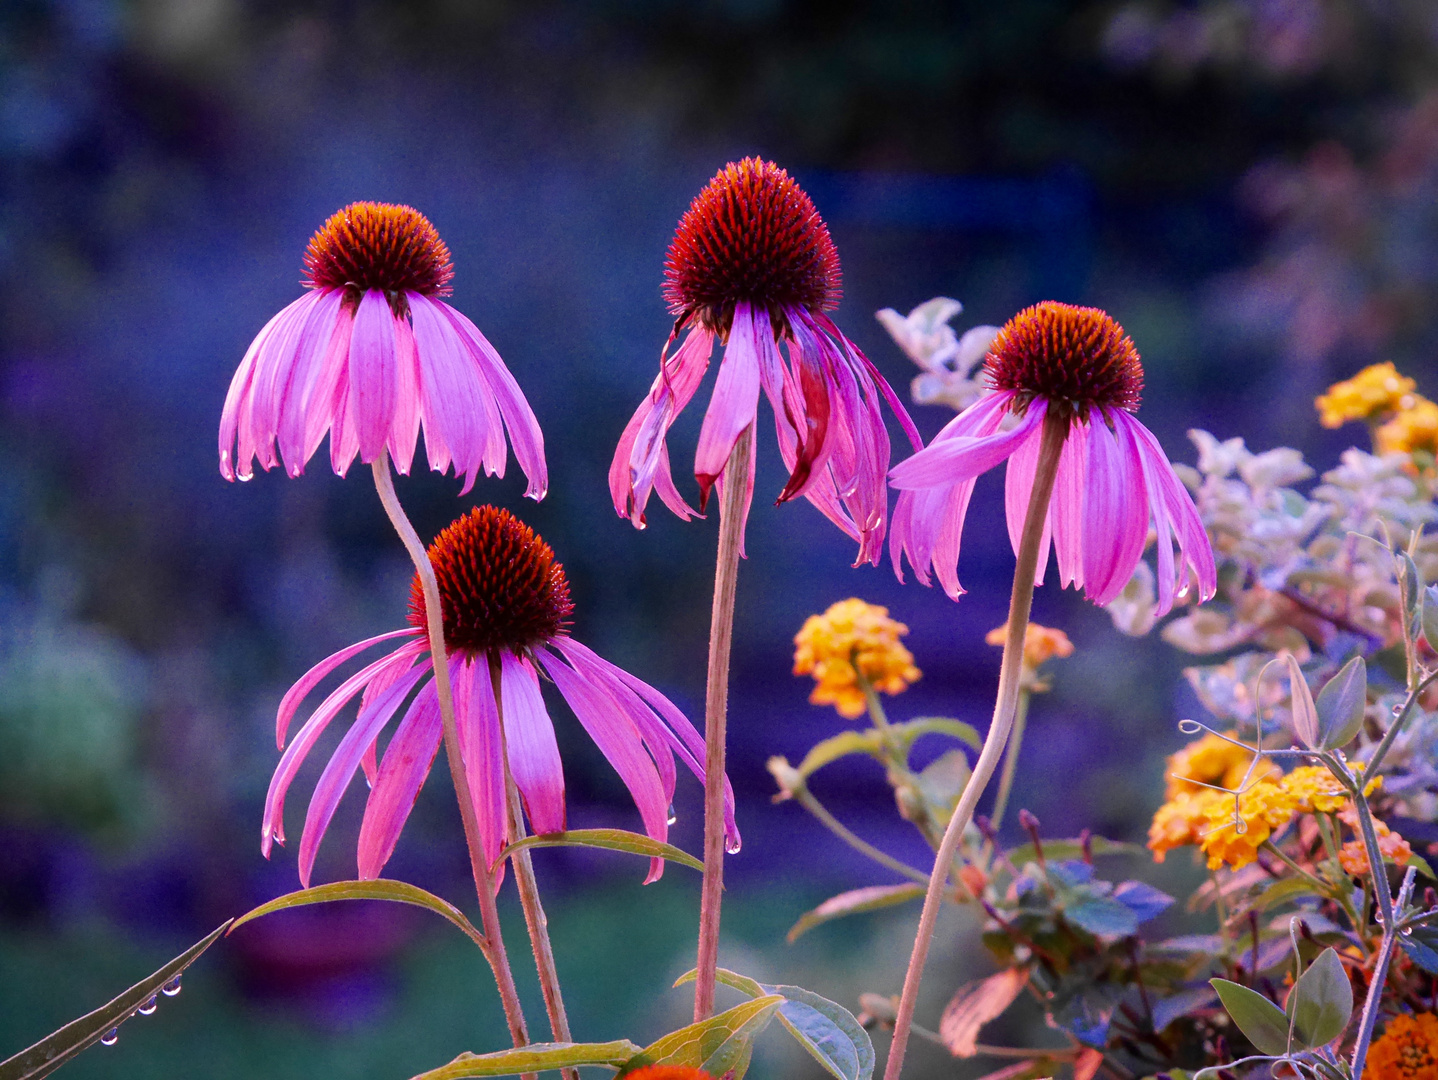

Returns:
138,995,158,1016
161,976,182,997
100,1029,119,1047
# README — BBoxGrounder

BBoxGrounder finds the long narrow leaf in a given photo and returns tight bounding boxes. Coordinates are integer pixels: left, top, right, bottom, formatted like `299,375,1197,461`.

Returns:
0,921,231,1080
230,880,485,950
618,996,785,1078
409,1041,645,1079
492,829,702,873
787,883,926,942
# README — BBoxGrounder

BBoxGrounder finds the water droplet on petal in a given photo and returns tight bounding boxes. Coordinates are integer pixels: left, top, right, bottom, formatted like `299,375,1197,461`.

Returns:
725,838,741,854
100,1029,119,1047
161,976,182,997
666,804,677,826
237,472,252,483
138,995,158,1016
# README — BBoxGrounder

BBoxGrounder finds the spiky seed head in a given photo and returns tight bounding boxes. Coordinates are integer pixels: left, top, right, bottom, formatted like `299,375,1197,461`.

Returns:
409,506,573,657
664,157,840,335
303,202,454,309
985,302,1143,416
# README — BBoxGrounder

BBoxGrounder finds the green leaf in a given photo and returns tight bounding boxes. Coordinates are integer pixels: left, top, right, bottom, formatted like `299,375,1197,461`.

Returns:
1422,585,1438,649
786,883,926,943
1409,854,1436,880
0,921,231,1080
1314,657,1367,750
796,731,884,779
1400,552,1423,622
618,996,785,1079
1210,978,1291,1056
1063,896,1139,938
891,717,983,753
1285,653,1320,749
1253,876,1326,912
230,879,485,948
671,969,874,1080
493,829,703,874
408,1041,644,1079
915,750,971,822
1287,947,1352,1050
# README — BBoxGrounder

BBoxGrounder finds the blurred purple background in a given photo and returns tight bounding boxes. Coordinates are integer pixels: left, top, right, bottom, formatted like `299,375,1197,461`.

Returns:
2,1,1437,1077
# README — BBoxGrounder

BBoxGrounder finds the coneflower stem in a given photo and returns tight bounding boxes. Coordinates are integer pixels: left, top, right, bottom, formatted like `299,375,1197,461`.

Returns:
371,456,531,1058
989,687,1031,831
882,409,1068,1080
694,424,753,1022
489,653,577,1080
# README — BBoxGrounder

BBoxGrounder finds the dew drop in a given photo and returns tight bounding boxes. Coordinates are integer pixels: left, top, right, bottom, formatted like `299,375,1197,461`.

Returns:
100,1029,119,1047
725,838,741,855
138,994,158,1016
161,976,182,997
1403,926,1414,937
666,804,678,826
237,472,252,483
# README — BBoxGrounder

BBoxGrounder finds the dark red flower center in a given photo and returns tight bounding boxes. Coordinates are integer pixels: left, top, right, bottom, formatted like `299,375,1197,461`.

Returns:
664,157,841,335
985,302,1143,416
303,202,454,307
409,506,573,657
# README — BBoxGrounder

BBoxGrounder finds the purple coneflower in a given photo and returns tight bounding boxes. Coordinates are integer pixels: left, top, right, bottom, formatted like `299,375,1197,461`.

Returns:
888,301,1216,612
261,506,734,887
219,201,545,496
609,158,920,564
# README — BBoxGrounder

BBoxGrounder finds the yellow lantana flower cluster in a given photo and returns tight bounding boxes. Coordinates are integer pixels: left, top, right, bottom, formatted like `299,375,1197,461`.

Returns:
1282,763,1381,813
984,622,1074,668
1315,362,1416,427
793,598,921,719
1377,395,1438,457
1365,1012,1438,1080
1197,778,1297,870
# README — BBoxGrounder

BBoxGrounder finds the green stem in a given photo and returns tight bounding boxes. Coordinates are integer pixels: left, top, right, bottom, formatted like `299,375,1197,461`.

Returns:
694,425,753,1022
489,653,577,1080
882,409,1068,1080
1350,868,1418,1079
1259,840,1332,897
1366,670,1438,777
371,456,531,1060
793,787,932,886
990,689,1031,831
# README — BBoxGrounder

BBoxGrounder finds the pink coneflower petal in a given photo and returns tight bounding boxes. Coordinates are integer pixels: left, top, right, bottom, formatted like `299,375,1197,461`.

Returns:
498,651,566,835
554,636,740,851
441,305,548,500
357,638,424,784
1050,419,1089,590
892,394,1043,490
303,301,356,466
298,664,426,886
1081,413,1149,605
539,644,670,883
275,629,417,748
387,313,422,476
276,290,347,474
610,327,714,526
357,679,441,879
409,294,506,492
454,654,509,883
347,290,399,464
263,641,423,857
694,302,763,506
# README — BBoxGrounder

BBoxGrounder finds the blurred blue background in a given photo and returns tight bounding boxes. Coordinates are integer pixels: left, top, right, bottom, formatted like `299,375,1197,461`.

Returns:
2,0,1437,1076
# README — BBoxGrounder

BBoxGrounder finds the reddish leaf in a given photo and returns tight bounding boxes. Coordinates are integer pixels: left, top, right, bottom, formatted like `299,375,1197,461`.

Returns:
939,968,1030,1057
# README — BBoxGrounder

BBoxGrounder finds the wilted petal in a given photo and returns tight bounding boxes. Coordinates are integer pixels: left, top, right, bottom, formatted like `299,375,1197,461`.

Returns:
694,303,763,507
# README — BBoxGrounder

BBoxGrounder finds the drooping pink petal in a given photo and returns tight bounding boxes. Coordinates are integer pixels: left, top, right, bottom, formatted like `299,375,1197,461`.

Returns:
297,665,426,886
609,326,713,526
694,302,763,508
711,420,758,559
221,293,321,480
387,311,422,476
239,294,317,477
440,304,548,500
776,313,836,502
891,396,1043,491
1114,411,1177,615
1049,419,1089,590
276,289,347,475
539,643,670,883
263,642,422,856
357,679,441,879
499,651,566,835
1002,411,1055,586
347,289,399,465
304,302,356,465
357,639,424,786
552,637,739,852
1081,412,1150,605
453,653,508,888
409,293,504,493
1121,413,1218,607
274,629,420,748
815,312,923,454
